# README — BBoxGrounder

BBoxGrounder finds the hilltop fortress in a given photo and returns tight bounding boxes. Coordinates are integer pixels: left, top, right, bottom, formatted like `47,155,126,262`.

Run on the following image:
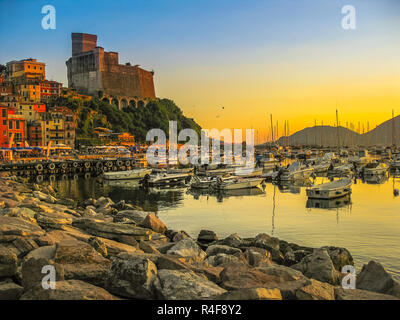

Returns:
66,33,155,108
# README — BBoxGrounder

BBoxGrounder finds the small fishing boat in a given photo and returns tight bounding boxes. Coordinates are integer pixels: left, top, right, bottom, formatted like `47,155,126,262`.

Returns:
141,172,193,186
190,175,221,189
216,177,264,190
276,162,314,181
306,177,352,199
103,168,152,180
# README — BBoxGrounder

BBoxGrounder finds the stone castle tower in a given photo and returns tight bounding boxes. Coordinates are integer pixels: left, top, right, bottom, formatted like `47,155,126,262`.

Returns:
66,33,155,100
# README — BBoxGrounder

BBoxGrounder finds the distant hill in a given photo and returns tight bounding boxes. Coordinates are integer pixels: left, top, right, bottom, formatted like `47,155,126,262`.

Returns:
276,116,400,147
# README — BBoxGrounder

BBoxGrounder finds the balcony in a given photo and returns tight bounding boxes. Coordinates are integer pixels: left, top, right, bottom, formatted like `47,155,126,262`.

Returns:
49,129,65,132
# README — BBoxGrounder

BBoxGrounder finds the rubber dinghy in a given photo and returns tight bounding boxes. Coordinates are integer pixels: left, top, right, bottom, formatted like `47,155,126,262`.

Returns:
306,177,352,200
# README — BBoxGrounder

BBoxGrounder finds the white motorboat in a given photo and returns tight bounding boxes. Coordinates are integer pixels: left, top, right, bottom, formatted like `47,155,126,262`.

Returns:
306,178,352,199
216,177,264,190
103,168,152,180
276,162,314,181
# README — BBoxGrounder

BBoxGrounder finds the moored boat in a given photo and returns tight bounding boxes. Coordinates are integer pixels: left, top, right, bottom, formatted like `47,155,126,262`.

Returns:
306,177,352,199
103,168,152,180
216,177,264,190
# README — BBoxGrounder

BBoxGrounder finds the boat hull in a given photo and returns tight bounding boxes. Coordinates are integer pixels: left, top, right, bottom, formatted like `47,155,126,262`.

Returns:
103,169,152,180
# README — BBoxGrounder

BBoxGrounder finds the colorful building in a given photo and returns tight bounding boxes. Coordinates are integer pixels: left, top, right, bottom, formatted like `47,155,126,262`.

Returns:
6,59,45,84
27,122,43,146
17,102,46,122
40,107,76,147
40,80,62,102
0,103,26,148
18,83,41,103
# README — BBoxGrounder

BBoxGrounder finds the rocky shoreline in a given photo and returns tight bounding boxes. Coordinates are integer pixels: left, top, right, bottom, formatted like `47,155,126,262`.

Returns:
0,173,399,300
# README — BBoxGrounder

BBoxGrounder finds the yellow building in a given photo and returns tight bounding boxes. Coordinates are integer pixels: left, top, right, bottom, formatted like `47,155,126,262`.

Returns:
18,83,41,103
17,102,46,122
40,107,76,147
6,59,45,84
41,112,65,146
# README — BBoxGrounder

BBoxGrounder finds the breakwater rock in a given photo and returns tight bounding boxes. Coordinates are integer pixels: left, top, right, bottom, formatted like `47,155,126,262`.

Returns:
0,174,398,300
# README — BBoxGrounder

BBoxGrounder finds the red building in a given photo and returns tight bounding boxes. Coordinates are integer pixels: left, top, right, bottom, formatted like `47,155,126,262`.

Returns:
0,103,26,148
27,122,42,146
40,80,62,102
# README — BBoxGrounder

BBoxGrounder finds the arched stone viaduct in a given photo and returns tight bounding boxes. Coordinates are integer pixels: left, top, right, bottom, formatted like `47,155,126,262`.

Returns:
100,95,152,110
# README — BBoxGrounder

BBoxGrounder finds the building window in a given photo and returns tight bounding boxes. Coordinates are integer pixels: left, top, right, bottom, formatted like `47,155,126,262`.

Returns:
8,120,12,129
2,120,6,126
1,109,6,117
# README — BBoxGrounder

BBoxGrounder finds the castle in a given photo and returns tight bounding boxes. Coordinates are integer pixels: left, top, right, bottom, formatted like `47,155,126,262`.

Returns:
66,33,156,108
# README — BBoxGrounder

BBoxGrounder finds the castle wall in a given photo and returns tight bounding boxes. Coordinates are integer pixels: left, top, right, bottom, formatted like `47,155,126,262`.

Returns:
66,33,156,99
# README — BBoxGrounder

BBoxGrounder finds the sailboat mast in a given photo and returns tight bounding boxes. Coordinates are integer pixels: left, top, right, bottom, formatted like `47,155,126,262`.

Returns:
336,109,340,152
392,109,396,147
270,114,274,146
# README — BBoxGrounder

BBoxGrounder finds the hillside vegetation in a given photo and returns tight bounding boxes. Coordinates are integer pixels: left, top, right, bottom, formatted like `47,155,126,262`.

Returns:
48,97,202,145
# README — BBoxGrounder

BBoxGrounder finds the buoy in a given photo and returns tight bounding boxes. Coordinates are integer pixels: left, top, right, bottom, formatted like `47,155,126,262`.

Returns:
35,163,43,172
48,163,56,170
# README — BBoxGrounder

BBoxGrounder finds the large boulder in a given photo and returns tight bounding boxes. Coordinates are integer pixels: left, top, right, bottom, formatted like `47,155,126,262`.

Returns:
72,218,153,244
156,255,223,283
253,233,280,251
106,254,159,299
197,230,218,244
0,280,23,300
356,261,400,298
244,247,272,267
291,248,341,285
335,287,400,300
295,279,335,300
0,216,44,237
205,253,247,267
140,213,167,234
0,245,18,277
166,238,206,261
114,210,148,224
155,269,226,300
219,263,311,299
206,244,242,257
321,246,354,271
219,233,243,248
20,280,119,300
54,239,111,287
21,245,64,290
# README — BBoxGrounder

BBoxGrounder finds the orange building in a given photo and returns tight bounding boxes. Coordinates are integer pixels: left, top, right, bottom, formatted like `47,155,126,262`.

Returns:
0,103,26,148
6,59,45,84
